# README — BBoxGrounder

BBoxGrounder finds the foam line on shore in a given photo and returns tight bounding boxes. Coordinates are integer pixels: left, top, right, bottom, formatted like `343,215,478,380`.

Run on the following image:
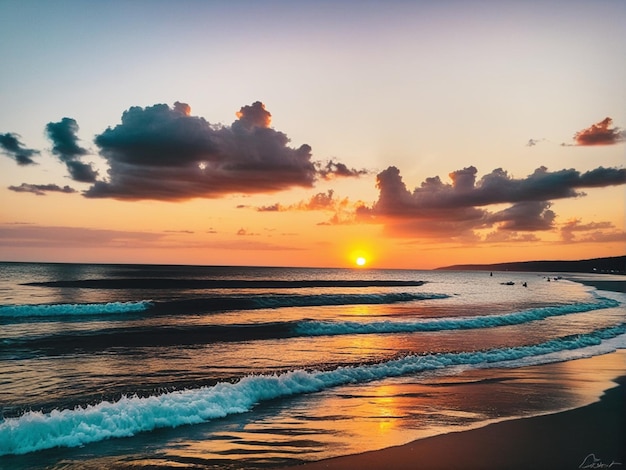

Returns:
1,324,624,456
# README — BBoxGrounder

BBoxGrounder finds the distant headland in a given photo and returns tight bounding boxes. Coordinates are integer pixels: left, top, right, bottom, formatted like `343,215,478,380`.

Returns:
436,255,625,274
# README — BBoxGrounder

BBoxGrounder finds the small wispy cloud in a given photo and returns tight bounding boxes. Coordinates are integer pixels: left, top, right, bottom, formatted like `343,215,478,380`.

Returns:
8,183,77,196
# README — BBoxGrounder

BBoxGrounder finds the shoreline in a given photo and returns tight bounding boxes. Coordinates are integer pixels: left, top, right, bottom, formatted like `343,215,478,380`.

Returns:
563,276,626,294
283,373,625,470
282,278,626,470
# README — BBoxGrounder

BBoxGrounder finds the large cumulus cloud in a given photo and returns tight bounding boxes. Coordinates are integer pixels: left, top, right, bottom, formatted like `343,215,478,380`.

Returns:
85,101,363,200
358,165,626,239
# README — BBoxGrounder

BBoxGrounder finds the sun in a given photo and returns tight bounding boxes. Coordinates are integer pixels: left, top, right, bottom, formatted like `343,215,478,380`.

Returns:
355,256,367,267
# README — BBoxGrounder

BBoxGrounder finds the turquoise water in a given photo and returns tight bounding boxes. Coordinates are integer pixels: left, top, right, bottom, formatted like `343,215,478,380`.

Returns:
0,263,625,468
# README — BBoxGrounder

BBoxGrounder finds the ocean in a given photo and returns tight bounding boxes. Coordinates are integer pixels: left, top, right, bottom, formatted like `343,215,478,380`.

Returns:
1,262,625,469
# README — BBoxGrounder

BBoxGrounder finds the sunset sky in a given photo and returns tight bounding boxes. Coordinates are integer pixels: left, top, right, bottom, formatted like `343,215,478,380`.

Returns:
1,0,625,269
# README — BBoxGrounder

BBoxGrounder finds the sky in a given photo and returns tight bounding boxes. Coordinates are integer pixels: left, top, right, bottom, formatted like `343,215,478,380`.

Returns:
0,0,625,269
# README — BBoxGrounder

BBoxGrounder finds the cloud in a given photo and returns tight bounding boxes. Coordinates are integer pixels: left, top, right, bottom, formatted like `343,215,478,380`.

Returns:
163,229,194,234
83,101,363,201
560,218,625,243
8,183,77,196
483,231,541,243
0,133,40,165
487,201,556,231
317,160,370,179
0,223,304,254
236,228,259,236
570,117,625,146
256,203,281,212
257,190,345,212
0,224,164,248
255,189,366,226
361,165,626,239
234,101,272,129
373,165,625,211
45,118,98,182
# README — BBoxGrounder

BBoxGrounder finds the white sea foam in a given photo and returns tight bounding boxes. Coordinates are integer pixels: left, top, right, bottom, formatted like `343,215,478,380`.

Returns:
295,297,620,336
0,301,152,318
1,323,624,456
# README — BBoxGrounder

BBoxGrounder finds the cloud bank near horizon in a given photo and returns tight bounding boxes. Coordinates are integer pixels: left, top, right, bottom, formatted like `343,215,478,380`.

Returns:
354,165,626,241
3,106,624,247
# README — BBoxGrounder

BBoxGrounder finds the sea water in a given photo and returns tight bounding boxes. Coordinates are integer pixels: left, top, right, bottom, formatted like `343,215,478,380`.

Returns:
0,262,624,468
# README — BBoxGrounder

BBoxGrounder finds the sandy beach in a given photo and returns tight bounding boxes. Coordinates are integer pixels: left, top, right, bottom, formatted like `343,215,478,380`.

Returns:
282,376,625,469
283,277,626,470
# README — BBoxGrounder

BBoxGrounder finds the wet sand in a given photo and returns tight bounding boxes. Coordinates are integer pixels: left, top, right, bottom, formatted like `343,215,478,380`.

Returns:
568,279,626,293
283,277,626,470
283,363,625,470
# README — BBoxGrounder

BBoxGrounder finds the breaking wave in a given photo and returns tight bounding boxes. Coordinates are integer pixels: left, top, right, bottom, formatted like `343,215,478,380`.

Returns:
1,323,625,456
0,301,153,318
0,293,448,321
295,297,621,336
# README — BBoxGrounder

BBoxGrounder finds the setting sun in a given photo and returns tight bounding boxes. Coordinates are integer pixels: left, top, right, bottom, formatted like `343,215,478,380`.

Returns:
356,256,367,266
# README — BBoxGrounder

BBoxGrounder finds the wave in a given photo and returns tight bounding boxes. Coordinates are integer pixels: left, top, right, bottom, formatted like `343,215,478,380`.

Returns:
1,323,625,456
0,293,445,323
2,297,618,353
295,297,621,336
0,301,152,318
23,278,427,289
155,292,449,314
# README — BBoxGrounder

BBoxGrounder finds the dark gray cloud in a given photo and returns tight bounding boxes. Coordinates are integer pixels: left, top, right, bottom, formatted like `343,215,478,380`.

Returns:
8,183,77,196
46,118,88,160
234,101,272,130
45,118,98,182
0,133,40,165
487,201,556,231
317,160,370,179
359,165,626,239
372,165,625,212
84,101,363,201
